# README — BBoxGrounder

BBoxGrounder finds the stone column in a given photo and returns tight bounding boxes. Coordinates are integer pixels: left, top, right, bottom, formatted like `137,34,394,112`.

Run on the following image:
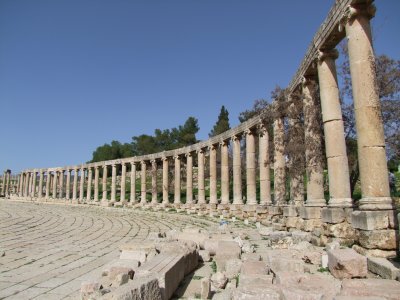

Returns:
94,166,99,201
141,161,147,204
273,105,286,205
31,171,37,198
186,152,193,205
246,128,257,205
16,174,20,196
111,164,117,203
66,169,71,200
233,135,243,205
150,160,157,204
344,4,392,210
130,162,136,204
162,157,169,204
209,145,218,205
79,167,85,202
87,167,92,201
259,124,272,206
59,170,64,199
1,171,5,196
302,77,326,206
174,155,181,205
72,168,78,200
45,171,51,199
52,171,58,199
27,172,32,197
287,95,305,206
220,140,230,205
5,171,11,197
197,149,206,204
318,50,352,207
38,170,44,199
19,173,24,196
102,165,108,201
121,163,126,203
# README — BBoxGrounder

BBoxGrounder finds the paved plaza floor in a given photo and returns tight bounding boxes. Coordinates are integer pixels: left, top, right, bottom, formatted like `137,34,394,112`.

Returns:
0,200,213,299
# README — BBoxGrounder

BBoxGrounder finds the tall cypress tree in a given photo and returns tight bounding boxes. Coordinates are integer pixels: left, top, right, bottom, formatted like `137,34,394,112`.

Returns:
209,105,231,137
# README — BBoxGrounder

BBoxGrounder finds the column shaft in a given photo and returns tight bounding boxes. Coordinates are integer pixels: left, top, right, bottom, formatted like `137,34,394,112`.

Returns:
220,141,230,205
273,111,286,205
246,129,257,205
59,170,64,199
38,171,44,198
141,162,147,204
130,163,136,204
259,125,272,205
66,170,71,200
102,166,108,201
121,163,126,202
197,150,205,204
162,158,169,204
151,160,157,204
111,164,116,202
186,153,193,204
94,167,99,201
233,135,243,204
209,146,217,205
87,168,92,201
79,168,85,201
46,171,51,198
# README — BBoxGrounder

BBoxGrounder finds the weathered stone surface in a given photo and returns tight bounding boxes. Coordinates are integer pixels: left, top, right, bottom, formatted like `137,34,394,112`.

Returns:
199,250,211,262
301,219,322,232
285,217,300,228
351,211,389,230
232,285,282,300
340,278,400,300
100,275,162,300
102,259,140,277
298,207,321,219
327,248,367,279
225,258,243,279
211,272,228,289
241,253,261,262
265,231,291,242
323,222,357,239
176,232,208,249
333,296,386,300
201,277,211,300
81,281,103,300
352,245,397,258
367,257,400,280
321,207,345,224
358,229,397,250
291,231,311,243
217,240,241,258
204,239,219,255
269,257,305,273
283,206,298,217
239,274,273,287
240,260,269,275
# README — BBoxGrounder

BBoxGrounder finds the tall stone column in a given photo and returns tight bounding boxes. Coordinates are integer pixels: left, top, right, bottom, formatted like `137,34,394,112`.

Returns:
344,4,392,210
209,145,218,205
151,160,158,204
79,167,85,202
38,170,44,199
45,171,51,199
102,165,108,201
174,155,181,205
111,164,117,203
59,170,64,199
52,171,58,199
302,77,326,206
16,174,20,196
130,162,136,204
72,168,78,200
94,167,99,201
66,169,71,200
31,171,37,198
186,152,193,205
246,129,257,205
287,95,305,206
121,163,126,203
27,172,32,197
87,167,92,201
233,135,243,205
141,161,147,204
162,157,169,204
220,140,230,205
1,171,5,196
317,49,352,207
19,173,24,196
197,149,206,204
273,105,286,205
5,171,11,197
259,124,272,206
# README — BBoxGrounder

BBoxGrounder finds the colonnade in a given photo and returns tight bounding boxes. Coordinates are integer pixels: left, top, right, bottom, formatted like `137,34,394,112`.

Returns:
2,1,396,254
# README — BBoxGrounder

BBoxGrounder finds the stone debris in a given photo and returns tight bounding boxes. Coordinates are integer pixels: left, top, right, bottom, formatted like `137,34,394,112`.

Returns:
79,223,400,300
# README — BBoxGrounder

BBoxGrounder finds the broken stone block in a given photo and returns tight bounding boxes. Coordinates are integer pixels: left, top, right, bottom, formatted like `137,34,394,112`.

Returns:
321,207,345,224
100,275,162,300
241,253,261,262
285,217,300,228
340,278,400,300
112,272,130,287
321,254,328,268
358,229,397,250
119,242,157,264
327,248,367,279
102,259,140,277
211,272,228,289
176,232,209,249
351,210,389,230
136,252,185,300
81,281,103,300
269,257,305,273
216,240,241,259
333,296,386,300
291,241,313,251
301,219,322,232
352,244,397,258
291,231,311,243
367,257,400,280
238,274,273,287
266,231,291,242
159,240,199,276
108,266,134,281
199,250,211,262
283,206,298,217
323,222,357,239
258,226,273,236
204,239,219,255
201,277,211,299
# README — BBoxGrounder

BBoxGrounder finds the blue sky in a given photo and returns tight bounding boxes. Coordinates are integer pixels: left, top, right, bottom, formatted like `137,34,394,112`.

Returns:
1,0,399,173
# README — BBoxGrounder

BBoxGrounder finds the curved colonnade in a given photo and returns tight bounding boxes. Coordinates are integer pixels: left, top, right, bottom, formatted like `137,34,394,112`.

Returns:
1,0,397,255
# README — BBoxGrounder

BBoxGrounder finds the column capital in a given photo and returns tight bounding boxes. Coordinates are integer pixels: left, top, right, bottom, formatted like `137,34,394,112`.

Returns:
185,151,194,158
150,159,158,165
219,139,230,147
232,133,242,142
173,155,181,160
339,3,376,32
162,156,170,162
317,48,338,63
196,147,206,154
302,75,317,87
208,144,218,151
244,127,256,136
257,122,268,136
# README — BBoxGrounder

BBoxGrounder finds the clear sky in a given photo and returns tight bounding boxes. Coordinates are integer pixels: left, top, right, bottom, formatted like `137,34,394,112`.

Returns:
1,0,399,173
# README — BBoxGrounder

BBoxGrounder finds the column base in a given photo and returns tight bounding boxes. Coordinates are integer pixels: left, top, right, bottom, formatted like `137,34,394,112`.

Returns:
358,197,394,210
298,207,322,219
328,198,353,208
305,198,327,207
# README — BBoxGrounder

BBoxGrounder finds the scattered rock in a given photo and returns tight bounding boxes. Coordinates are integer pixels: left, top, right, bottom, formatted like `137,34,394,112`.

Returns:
211,272,228,289
327,248,367,279
367,256,400,280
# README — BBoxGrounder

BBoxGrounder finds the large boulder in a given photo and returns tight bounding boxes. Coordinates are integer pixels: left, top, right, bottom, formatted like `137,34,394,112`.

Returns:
327,248,367,279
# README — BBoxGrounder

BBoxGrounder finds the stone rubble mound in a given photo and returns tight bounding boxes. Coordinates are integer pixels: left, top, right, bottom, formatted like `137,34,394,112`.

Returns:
81,221,400,300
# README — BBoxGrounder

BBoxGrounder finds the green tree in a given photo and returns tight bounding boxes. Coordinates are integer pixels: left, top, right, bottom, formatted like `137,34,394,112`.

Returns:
91,140,133,163
209,105,231,137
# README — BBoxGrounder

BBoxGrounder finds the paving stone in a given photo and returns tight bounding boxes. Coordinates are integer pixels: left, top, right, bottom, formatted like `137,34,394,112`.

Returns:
340,278,400,300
